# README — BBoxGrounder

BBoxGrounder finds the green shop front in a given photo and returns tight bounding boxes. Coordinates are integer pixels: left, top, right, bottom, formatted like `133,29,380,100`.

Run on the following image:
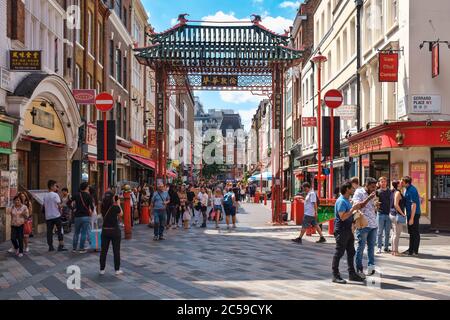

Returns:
0,121,16,242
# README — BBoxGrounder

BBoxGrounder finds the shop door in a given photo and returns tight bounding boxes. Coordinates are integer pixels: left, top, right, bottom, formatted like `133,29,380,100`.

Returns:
370,153,390,182
431,148,450,230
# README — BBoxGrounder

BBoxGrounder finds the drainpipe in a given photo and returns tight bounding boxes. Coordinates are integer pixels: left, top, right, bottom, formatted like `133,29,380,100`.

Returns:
355,0,363,180
355,0,363,131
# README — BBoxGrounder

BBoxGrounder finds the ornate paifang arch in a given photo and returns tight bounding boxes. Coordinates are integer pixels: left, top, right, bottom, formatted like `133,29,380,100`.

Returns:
134,15,303,223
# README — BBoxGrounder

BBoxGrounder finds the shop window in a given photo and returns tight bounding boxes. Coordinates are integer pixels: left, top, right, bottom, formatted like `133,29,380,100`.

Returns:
432,149,450,199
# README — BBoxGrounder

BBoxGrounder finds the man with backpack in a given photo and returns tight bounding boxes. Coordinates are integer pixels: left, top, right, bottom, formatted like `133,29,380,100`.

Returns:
223,187,237,229
291,182,326,244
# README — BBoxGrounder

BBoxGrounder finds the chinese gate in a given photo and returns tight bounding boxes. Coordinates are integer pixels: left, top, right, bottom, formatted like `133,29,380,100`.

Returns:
135,14,302,223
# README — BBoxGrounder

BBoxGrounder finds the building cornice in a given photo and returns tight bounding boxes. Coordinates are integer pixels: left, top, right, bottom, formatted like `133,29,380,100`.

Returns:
109,11,134,45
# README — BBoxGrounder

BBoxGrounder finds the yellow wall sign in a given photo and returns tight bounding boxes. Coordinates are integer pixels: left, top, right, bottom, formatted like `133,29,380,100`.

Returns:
10,50,42,71
130,143,151,159
23,101,66,144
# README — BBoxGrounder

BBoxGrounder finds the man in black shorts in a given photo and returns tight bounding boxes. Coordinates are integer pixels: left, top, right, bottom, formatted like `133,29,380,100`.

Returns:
223,187,237,229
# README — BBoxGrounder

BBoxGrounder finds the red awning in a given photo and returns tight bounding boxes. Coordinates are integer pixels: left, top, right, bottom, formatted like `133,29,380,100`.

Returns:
87,155,112,164
127,154,156,170
21,135,65,148
167,170,177,178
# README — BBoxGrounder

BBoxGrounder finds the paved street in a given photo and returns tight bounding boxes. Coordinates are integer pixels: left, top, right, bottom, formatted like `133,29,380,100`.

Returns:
1,203,449,300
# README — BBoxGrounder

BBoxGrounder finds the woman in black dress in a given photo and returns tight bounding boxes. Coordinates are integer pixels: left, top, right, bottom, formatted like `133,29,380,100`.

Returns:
99,192,124,275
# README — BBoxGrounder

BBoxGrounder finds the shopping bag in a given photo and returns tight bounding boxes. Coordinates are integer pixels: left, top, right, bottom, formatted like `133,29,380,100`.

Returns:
89,228,102,251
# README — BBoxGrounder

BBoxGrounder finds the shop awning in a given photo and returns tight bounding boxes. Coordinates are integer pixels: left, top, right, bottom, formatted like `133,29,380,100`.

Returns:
21,135,65,148
126,155,156,170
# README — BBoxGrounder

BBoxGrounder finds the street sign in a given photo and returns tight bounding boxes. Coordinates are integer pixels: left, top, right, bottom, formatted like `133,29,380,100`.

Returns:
9,50,42,71
324,89,343,109
95,92,114,112
335,105,357,120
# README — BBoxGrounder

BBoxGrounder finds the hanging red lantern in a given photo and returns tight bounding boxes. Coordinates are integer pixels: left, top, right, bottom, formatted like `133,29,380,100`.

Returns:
315,174,326,181
295,173,304,179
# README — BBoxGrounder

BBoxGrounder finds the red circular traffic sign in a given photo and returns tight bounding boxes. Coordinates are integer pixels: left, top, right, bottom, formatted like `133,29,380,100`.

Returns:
95,92,114,112
324,89,344,109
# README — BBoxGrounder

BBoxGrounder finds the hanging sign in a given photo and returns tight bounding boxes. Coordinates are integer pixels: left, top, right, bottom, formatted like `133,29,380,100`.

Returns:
148,129,157,148
432,42,439,78
73,89,96,105
301,117,317,127
274,93,282,130
378,52,399,82
201,75,238,87
156,93,164,133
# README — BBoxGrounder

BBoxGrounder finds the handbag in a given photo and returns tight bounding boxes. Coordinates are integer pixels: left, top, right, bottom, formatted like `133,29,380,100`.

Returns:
353,210,368,229
23,220,32,235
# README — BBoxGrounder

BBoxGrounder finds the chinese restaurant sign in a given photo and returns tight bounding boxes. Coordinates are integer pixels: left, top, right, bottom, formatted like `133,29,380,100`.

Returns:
409,162,428,215
201,75,238,87
73,89,96,105
156,93,164,133
301,117,317,127
130,142,151,159
349,137,383,157
86,124,97,146
378,52,399,82
434,162,450,175
10,50,42,71
148,129,157,148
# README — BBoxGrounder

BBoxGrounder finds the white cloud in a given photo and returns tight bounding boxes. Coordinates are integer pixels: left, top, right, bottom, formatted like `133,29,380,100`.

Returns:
280,1,301,9
260,16,293,34
238,108,258,131
219,91,264,104
201,11,292,34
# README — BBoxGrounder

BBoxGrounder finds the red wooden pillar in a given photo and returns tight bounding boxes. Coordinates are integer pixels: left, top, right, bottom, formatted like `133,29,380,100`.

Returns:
123,191,132,239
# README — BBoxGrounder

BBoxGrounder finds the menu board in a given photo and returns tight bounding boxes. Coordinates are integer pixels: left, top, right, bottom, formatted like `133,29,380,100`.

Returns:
0,171,10,207
409,162,428,216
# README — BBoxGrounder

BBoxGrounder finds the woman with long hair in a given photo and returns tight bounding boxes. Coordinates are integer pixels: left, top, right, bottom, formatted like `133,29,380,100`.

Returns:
212,188,224,229
390,180,406,256
99,192,123,275
176,185,187,229
18,192,32,252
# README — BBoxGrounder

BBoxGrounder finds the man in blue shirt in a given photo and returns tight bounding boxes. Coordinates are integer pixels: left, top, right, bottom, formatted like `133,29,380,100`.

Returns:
401,176,421,256
151,182,170,241
332,181,365,284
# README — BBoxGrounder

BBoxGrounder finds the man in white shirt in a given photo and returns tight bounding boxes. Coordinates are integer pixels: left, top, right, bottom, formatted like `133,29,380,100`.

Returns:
352,177,378,278
292,182,326,244
43,180,67,252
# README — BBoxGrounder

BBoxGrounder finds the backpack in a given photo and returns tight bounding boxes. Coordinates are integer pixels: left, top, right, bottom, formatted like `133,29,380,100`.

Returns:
223,192,233,206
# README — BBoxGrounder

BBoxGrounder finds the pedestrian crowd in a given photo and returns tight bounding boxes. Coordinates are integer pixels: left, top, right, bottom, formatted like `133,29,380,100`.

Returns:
331,175,422,284
6,178,248,276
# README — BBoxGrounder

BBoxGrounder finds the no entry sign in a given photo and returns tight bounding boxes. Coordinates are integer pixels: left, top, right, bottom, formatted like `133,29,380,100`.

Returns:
95,92,114,112
324,89,343,109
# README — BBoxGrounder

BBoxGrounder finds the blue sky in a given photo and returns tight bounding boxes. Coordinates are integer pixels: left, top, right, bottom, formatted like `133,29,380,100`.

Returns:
140,0,302,129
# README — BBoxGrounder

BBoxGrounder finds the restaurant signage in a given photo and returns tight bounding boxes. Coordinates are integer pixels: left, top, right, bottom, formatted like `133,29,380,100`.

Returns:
73,89,96,105
86,124,97,146
0,122,13,155
378,52,399,82
434,162,450,175
10,50,42,71
349,136,383,157
301,117,317,127
130,142,151,159
410,162,428,215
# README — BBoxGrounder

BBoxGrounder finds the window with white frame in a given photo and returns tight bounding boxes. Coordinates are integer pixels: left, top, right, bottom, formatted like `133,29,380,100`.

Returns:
342,29,348,65
74,65,81,89
88,11,93,54
350,18,356,56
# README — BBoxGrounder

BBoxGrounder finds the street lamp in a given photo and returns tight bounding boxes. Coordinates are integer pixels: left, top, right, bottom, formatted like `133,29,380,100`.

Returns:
311,51,327,198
